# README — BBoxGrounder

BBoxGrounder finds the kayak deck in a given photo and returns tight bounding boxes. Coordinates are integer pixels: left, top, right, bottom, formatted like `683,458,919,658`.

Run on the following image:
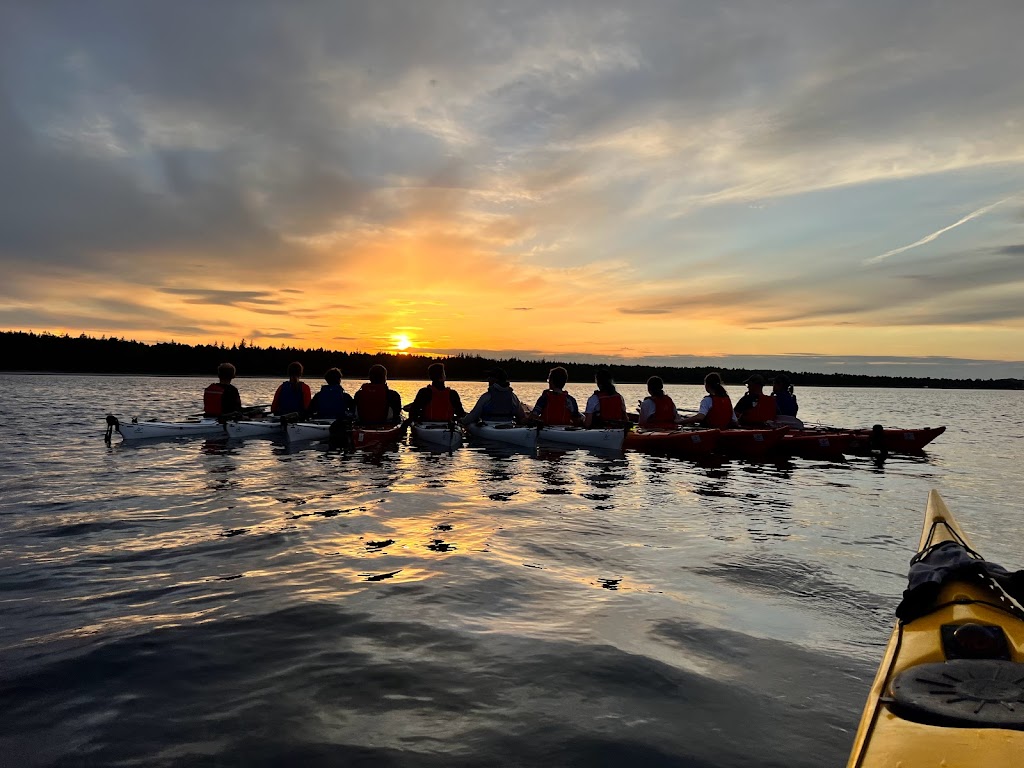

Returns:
847,491,1024,767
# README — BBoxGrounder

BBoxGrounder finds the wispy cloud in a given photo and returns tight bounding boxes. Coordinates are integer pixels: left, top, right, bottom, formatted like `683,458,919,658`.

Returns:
865,196,1015,265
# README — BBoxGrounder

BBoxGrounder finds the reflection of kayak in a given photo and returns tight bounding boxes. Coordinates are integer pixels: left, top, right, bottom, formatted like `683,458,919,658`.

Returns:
846,490,1024,767
714,427,788,458
225,419,285,439
466,421,538,448
778,430,852,458
623,427,718,457
538,425,625,450
112,417,225,441
411,422,463,450
351,424,404,448
847,426,946,454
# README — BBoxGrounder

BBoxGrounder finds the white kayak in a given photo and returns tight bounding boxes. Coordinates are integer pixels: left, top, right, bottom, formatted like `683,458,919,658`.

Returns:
112,417,226,441
285,420,335,443
411,421,463,450
224,419,285,439
466,420,538,448
537,425,625,450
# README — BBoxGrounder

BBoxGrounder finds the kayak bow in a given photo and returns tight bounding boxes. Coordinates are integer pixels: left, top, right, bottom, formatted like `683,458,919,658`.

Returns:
847,490,1024,767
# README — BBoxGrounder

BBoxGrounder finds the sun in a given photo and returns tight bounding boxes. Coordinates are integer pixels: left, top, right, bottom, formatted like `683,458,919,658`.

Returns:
394,333,412,352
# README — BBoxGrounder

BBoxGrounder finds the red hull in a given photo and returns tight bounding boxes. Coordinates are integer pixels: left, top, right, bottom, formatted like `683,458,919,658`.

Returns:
715,427,788,458
779,430,853,458
351,424,404,447
624,427,718,456
846,425,946,454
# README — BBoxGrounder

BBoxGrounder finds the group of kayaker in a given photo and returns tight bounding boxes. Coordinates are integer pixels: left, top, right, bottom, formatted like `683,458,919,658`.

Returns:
202,362,800,430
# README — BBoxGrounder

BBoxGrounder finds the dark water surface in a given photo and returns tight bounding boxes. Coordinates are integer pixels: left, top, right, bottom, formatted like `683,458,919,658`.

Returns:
2,374,1022,767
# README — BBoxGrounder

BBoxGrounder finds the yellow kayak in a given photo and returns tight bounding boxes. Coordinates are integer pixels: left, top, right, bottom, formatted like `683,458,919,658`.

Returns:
847,490,1024,767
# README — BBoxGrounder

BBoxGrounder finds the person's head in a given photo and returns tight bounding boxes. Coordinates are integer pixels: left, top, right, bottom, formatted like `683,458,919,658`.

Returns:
217,362,236,382
287,361,303,380
324,367,342,386
547,366,568,390
744,373,765,392
647,375,665,396
771,374,792,395
704,372,728,397
427,362,446,385
486,368,509,387
595,367,616,395
368,364,388,384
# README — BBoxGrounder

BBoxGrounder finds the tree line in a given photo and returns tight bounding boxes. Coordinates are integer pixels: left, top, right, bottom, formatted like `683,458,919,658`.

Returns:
2,331,1022,389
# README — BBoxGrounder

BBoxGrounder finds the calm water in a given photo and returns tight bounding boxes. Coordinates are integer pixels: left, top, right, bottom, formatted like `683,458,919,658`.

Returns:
1,374,1022,767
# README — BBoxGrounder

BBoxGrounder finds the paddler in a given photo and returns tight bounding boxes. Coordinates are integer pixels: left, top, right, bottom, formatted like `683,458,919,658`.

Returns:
583,368,627,427
354,364,402,426
203,362,242,417
530,366,583,426
306,367,355,420
677,372,738,428
637,375,679,427
406,363,466,423
733,373,777,426
462,367,527,424
271,361,312,416
770,374,798,417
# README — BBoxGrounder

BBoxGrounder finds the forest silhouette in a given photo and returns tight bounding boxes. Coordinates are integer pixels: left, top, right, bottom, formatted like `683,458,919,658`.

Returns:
2,331,1021,389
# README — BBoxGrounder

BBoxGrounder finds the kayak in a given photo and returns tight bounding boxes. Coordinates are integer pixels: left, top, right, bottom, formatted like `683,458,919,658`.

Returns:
847,426,946,455
285,420,334,442
411,421,463,450
287,420,404,447
847,491,1024,767
778,429,852,458
466,420,538,449
537,425,625,450
714,427,788,458
224,419,285,439
623,427,718,457
110,416,225,441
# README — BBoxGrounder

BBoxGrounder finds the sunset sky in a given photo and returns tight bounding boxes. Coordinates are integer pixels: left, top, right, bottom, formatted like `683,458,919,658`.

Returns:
2,1,1023,377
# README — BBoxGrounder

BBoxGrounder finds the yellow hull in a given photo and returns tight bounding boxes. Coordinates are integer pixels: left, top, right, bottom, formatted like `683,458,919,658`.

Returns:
847,491,1024,767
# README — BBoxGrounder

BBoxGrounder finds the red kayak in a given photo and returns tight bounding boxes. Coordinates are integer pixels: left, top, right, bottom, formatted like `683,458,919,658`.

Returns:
846,425,946,454
715,427,788,458
778,430,853,459
623,427,718,457
351,424,405,448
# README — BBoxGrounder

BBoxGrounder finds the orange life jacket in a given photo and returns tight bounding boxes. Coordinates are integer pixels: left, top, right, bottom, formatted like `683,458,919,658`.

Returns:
203,383,226,416
645,394,677,427
739,394,777,425
595,392,625,422
541,390,574,425
705,395,734,428
423,385,454,421
358,382,389,423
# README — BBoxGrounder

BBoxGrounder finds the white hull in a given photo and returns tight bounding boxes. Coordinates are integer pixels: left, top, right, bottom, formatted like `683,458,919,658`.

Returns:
412,422,463,449
538,425,625,450
467,421,538,448
285,420,334,443
224,420,285,438
117,418,225,441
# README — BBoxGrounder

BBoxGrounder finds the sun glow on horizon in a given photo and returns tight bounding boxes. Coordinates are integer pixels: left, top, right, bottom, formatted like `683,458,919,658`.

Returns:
393,333,413,352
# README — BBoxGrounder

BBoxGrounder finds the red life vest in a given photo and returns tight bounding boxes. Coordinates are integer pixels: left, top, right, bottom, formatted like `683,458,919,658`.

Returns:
203,383,226,416
645,394,677,427
739,394,777,425
705,395,734,428
595,392,625,422
423,385,454,421
541,390,573,425
357,383,390,423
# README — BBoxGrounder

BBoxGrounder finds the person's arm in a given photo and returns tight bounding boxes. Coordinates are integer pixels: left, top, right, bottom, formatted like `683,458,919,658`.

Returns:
462,393,487,425
223,385,242,414
302,383,312,409
638,398,655,426
306,392,320,419
388,390,403,424
678,395,712,425
271,384,283,415
583,394,599,428
530,393,546,421
569,394,584,426
408,387,431,421
450,390,467,418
